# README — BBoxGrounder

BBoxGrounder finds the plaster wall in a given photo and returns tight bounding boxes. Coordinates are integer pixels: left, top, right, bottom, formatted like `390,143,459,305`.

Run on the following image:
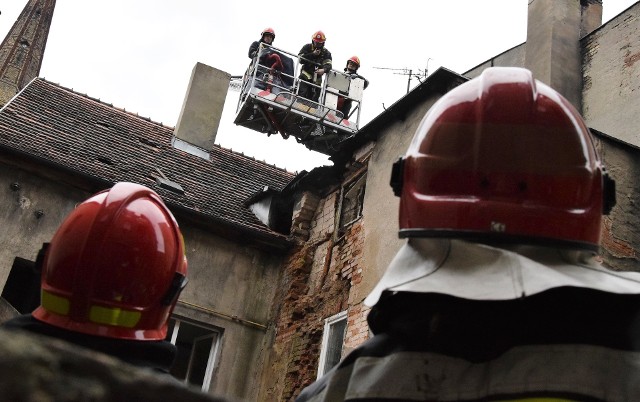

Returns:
463,44,526,78
0,163,90,286
358,92,444,304
582,2,640,147
176,223,283,401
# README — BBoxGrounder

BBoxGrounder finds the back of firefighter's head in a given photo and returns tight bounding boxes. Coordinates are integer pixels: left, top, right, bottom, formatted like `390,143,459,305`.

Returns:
390,67,615,252
32,182,188,341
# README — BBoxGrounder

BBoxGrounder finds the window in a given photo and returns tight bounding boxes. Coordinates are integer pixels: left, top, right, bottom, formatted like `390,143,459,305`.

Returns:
317,311,347,378
1,257,41,314
166,318,221,392
338,173,366,234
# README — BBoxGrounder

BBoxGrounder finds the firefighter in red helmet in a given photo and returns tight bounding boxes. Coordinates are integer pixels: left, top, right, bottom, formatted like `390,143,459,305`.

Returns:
248,27,276,60
296,67,640,401
247,27,285,91
298,30,332,102
4,182,188,373
338,55,369,119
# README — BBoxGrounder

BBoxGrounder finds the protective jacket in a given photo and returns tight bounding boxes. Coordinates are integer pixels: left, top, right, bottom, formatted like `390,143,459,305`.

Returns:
248,40,266,59
296,240,640,401
298,44,332,82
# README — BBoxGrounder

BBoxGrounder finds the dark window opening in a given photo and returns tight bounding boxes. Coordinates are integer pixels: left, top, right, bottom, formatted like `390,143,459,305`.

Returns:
166,318,220,392
270,197,294,235
2,257,41,314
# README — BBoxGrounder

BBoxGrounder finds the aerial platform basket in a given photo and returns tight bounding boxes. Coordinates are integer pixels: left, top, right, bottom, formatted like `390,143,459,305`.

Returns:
233,44,365,155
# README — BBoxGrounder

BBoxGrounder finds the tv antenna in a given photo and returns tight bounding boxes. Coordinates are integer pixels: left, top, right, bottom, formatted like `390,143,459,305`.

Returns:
373,58,433,94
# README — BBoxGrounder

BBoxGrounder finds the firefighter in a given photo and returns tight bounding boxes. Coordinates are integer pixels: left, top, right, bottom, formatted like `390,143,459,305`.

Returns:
298,30,332,103
296,67,640,401
338,56,369,119
247,27,284,91
248,27,275,59
3,182,188,373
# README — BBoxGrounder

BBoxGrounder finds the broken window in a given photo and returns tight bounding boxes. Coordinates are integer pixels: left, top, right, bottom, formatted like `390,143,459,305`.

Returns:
337,173,367,234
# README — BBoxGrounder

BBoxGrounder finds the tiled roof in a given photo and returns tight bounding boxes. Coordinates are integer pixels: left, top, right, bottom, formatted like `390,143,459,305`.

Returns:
0,78,295,241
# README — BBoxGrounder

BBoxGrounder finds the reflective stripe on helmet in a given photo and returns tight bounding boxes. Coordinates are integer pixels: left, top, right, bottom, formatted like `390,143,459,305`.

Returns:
41,289,70,315
89,305,141,328
42,289,142,328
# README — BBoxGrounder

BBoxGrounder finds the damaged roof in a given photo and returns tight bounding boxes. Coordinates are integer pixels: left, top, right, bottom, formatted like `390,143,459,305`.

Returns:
0,78,295,246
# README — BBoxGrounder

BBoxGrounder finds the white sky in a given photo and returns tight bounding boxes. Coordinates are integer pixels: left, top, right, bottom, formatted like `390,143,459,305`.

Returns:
1,0,637,172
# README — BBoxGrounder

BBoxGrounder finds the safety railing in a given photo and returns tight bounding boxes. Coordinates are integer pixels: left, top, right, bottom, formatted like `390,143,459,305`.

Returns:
236,43,365,131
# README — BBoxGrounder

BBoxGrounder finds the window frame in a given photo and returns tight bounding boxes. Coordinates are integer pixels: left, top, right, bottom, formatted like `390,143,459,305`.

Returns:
317,310,348,379
167,317,221,392
336,172,367,236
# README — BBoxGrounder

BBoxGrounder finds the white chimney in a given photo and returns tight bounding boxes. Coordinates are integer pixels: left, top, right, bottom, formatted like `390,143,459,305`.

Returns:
173,62,230,158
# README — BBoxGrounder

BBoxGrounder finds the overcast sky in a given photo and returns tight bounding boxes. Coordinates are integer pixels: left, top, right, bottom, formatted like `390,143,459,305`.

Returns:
1,0,637,172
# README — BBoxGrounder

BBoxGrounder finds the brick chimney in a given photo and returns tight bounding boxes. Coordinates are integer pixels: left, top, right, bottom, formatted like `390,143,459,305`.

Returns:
173,62,230,158
525,0,602,110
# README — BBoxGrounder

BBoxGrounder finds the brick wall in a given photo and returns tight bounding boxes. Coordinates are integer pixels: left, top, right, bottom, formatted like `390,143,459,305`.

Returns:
261,185,371,401
594,134,640,271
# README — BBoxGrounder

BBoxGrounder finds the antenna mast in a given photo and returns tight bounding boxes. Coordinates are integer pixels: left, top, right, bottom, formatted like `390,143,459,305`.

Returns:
373,58,433,94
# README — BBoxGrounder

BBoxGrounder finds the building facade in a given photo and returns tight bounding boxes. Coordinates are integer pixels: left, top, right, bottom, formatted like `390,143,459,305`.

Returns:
1,0,639,401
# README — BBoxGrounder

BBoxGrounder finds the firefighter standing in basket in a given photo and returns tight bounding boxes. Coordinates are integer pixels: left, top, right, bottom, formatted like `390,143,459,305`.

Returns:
298,31,332,103
338,56,369,119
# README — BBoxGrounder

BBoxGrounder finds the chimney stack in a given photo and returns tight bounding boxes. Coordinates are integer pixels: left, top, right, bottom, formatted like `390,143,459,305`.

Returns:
173,62,230,157
525,0,602,111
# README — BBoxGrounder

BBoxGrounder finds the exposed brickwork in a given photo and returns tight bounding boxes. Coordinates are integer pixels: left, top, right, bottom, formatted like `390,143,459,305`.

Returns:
290,192,321,241
344,298,370,355
602,217,637,260
335,220,371,353
263,183,371,401
594,134,640,272
309,193,337,242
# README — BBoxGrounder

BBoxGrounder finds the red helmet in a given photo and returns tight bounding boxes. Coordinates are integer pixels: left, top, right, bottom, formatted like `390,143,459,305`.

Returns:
312,30,326,44
390,67,616,251
261,27,275,39
32,182,188,340
346,56,360,70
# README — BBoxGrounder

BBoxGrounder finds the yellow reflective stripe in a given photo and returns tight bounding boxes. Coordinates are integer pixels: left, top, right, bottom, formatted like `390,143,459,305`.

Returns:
41,290,70,315
89,305,141,328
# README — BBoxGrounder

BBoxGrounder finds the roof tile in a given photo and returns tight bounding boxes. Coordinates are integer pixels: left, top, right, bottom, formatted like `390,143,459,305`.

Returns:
0,79,295,241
